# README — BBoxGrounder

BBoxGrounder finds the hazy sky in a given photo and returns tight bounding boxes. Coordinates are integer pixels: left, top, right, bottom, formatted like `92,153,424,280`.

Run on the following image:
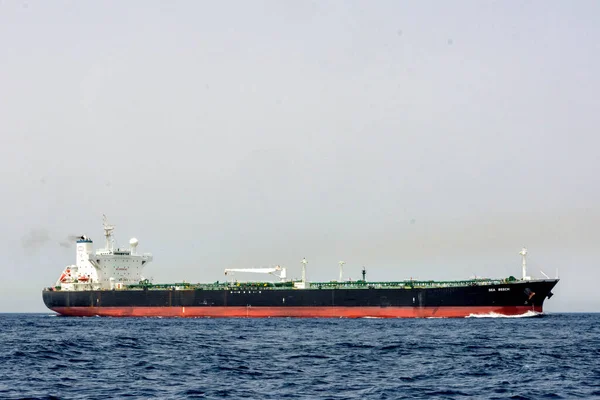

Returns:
1,1,599,312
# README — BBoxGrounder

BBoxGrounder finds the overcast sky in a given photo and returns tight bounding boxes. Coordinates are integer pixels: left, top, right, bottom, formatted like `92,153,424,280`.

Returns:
1,1,599,312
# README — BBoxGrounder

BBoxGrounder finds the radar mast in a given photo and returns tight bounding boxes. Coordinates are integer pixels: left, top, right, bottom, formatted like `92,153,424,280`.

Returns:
103,215,115,251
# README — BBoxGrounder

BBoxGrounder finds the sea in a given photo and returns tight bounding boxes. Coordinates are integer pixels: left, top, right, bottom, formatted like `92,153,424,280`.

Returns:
0,313,598,399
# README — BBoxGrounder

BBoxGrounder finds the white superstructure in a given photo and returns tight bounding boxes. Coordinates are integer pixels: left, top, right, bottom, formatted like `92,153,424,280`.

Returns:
55,216,153,291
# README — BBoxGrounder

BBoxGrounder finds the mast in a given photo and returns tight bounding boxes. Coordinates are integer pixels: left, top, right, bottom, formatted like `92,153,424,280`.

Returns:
103,215,115,251
301,258,307,284
519,247,529,280
338,261,345,282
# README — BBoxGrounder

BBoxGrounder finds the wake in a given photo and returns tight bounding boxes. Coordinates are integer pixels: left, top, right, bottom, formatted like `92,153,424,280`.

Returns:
465,310,543,319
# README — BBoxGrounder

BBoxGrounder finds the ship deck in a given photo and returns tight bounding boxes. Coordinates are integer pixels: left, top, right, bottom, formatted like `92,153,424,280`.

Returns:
111,277,521,291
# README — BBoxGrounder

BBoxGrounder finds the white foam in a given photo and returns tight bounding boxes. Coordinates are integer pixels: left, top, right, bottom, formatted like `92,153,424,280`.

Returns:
465,310,543,319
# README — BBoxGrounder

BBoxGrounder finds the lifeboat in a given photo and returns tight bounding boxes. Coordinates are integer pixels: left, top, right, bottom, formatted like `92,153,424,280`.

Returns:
78,275,90,282
59,269,71,283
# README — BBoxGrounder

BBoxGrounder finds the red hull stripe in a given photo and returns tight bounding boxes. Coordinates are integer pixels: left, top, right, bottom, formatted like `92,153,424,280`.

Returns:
50,306,543,318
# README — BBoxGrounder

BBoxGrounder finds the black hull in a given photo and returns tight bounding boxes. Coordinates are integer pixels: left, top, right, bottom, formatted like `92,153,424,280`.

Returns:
42,279,558,318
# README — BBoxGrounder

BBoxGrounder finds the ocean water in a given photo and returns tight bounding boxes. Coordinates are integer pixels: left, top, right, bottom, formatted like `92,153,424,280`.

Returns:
0,313,599,399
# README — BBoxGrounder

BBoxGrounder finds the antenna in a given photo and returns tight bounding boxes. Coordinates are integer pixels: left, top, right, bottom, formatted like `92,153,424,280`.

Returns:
301,258,307,283
519,247,529,280
362,267,366,281
338,261,345,282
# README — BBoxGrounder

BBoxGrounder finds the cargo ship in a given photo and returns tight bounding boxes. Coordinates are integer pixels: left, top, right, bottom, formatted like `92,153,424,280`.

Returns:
42,217,559,318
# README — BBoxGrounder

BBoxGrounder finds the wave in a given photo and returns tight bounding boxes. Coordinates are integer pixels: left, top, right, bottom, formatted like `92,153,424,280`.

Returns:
2,314,598,399
465,310,544,318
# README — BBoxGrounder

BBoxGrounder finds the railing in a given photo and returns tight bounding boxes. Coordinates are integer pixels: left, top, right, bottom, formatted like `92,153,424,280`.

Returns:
123,277,519,291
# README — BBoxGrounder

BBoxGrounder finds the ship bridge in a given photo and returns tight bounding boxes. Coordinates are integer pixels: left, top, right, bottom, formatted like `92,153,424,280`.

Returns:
54,216,152,291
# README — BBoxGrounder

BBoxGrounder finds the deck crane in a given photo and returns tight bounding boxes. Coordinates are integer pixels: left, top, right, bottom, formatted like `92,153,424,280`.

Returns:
224,266,287,282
